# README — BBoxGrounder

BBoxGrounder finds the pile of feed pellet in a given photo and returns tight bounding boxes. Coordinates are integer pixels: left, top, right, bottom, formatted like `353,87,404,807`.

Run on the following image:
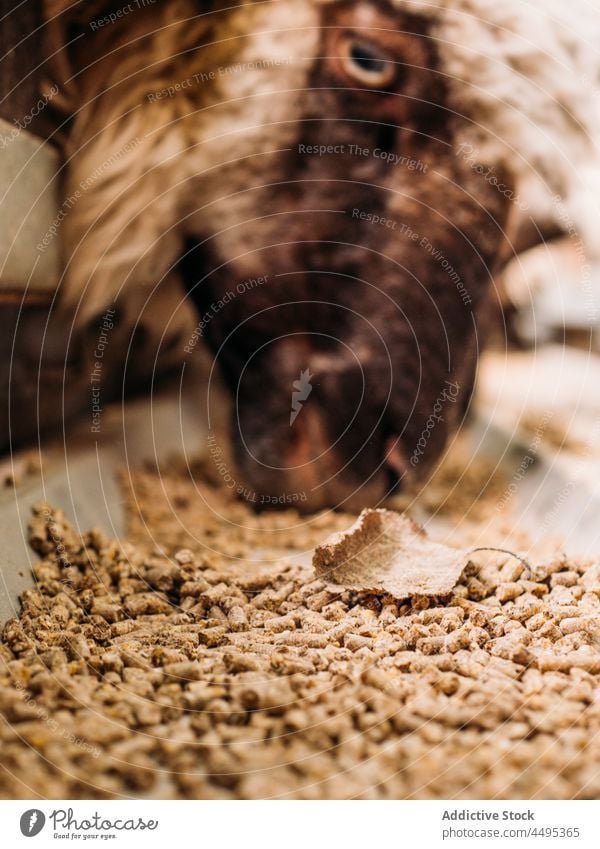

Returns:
1,465,600,800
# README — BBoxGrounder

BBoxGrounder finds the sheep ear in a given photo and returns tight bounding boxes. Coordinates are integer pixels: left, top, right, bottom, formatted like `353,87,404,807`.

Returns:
40,1,82,119
0,0,48,125
40,1,147,122
43,0,117,18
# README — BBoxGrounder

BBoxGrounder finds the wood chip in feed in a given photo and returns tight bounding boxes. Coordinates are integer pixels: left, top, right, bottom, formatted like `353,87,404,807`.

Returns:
313,509,472,598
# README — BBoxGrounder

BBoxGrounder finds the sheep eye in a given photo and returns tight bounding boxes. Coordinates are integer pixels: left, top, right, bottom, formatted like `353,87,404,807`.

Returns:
350,43,386,73
340,37,396,87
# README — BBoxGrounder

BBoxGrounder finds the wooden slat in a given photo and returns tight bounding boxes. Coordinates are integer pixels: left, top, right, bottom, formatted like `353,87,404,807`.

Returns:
0,117,61,293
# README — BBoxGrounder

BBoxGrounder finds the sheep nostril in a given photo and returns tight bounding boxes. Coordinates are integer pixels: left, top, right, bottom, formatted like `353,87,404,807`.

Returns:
386,466,402,494
384,435,408,482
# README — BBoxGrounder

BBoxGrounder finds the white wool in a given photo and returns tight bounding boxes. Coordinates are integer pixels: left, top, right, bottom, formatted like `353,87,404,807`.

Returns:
402,0,600,252
54,0,600,318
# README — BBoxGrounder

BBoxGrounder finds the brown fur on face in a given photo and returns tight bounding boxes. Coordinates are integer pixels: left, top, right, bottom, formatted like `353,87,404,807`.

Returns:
180,3,513,509
48,0,514,510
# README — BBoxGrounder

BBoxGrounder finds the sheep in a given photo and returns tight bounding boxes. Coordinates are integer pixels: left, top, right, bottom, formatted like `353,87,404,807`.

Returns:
42,0,600,509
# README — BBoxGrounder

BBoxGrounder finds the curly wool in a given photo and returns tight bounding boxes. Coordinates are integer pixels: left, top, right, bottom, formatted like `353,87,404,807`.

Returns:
346,0,600,252
48,0,600,317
